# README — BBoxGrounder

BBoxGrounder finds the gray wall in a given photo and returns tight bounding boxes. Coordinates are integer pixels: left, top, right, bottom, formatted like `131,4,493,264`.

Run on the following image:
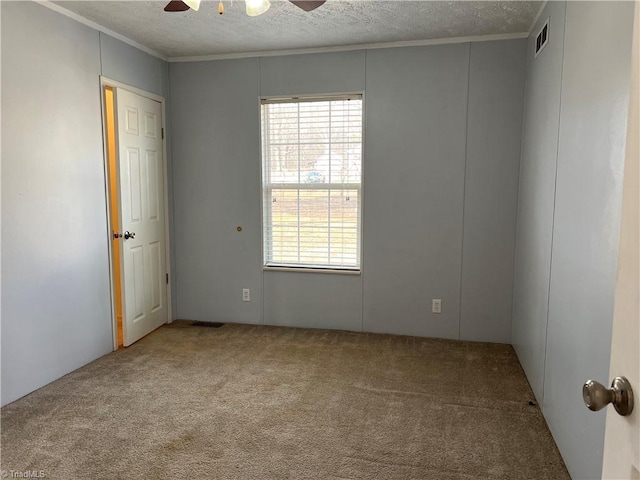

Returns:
99,33,168,98
362,44,468,339
170,39,526,343
1,1,172,406
512,0,567,403
460,40,525,343
512,2,634,478
170,58,263,325
544,2,633,478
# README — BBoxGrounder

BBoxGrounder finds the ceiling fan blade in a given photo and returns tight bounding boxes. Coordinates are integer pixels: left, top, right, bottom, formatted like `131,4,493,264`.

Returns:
164,1,190,12
289,0,326,12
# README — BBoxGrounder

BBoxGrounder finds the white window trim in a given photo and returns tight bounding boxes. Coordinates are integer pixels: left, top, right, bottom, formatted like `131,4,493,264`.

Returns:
260,92,365,273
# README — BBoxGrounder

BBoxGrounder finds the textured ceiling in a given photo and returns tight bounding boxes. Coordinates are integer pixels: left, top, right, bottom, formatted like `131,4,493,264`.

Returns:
54,1,541,59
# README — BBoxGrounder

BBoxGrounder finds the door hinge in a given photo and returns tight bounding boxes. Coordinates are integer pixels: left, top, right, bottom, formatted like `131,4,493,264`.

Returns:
166,273,169,284
161,128,165,139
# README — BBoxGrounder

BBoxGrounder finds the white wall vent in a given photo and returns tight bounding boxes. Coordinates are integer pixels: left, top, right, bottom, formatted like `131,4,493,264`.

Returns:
535,18,549,58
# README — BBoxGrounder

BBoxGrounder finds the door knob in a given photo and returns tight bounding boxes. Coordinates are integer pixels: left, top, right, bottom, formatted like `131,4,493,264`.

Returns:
124,231,136,240
583,376,634,416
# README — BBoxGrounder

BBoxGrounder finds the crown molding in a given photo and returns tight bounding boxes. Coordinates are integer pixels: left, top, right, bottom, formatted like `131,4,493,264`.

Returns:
169,32,530,63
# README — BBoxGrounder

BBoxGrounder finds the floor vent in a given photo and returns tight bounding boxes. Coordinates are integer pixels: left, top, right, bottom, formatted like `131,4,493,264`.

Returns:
535,18,549,58
192,321,225,328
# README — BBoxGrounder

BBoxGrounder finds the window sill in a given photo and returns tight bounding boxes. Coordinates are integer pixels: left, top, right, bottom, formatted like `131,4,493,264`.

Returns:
262,266,361,276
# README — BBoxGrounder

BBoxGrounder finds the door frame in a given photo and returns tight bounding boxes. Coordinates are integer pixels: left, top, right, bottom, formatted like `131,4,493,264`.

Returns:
602,1,639,476
99,76,173,351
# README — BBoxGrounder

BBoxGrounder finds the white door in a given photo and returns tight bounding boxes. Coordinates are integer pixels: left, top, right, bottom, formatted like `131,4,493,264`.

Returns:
115,88,168,346
602,2,639,478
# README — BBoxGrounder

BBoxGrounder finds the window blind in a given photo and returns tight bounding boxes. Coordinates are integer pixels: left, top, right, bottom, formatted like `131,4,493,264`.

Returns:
261,95,363,270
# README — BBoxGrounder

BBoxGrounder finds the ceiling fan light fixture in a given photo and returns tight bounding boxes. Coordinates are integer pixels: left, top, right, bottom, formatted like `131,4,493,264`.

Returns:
245,0,270,17
183,0,201,11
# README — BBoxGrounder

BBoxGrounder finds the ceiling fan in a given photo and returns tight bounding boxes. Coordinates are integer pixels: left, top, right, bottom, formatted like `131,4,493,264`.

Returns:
164,0,326,16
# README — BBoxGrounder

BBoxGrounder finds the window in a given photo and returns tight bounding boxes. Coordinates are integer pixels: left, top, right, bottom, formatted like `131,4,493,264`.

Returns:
261,95,363,271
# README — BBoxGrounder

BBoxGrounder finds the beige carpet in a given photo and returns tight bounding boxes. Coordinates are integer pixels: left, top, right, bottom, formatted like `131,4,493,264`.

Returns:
1,322,569,479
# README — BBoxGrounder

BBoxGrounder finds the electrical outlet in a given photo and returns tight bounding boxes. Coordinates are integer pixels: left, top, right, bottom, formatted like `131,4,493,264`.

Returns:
432,299,442,314
242,289,250,302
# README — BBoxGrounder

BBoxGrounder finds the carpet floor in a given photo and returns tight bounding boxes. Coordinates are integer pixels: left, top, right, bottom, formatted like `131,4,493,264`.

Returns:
1,322,570,479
